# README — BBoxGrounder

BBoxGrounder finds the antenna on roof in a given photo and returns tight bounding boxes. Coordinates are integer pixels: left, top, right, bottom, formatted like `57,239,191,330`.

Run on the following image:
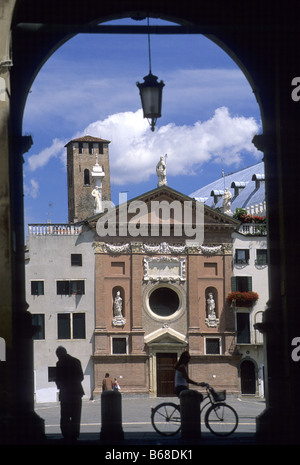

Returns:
47,202,55,224
222,168,225,191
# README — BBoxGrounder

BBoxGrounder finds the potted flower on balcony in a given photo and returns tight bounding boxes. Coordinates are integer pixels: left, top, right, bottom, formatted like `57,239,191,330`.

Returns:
227,291,259,307
233,208,266,224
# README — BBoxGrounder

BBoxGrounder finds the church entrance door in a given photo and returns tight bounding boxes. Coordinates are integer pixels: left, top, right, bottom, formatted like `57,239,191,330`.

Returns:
156,353,177,397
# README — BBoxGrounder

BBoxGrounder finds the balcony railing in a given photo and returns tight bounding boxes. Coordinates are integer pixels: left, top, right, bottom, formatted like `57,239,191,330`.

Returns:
239,224,267,235
28,224,82,235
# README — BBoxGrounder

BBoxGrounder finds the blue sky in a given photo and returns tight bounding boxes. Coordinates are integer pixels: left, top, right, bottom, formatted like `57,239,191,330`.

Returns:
22,18,262,232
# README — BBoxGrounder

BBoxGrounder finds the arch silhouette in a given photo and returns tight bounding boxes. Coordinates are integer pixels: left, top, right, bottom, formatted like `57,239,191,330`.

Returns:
12,15,264,133
3,0,299,445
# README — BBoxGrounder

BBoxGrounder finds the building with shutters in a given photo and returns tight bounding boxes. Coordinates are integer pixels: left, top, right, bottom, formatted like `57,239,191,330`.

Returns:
25,224,95,402
190,162,268,397
231,228,267,397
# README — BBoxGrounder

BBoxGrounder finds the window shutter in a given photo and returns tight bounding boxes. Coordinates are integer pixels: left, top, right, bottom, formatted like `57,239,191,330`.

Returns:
77,280,85,295
73,313,86,339
247,276,252,291
31,281,38,295
231,277,237,292
57,281,69,295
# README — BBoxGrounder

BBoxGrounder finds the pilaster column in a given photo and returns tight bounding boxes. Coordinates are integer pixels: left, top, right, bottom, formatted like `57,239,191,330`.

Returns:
0,32,45,441
130,243,144,353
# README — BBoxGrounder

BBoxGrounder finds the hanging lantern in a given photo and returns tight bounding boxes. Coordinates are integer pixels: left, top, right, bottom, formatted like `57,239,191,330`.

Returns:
136,18,165,131
136,72,165,131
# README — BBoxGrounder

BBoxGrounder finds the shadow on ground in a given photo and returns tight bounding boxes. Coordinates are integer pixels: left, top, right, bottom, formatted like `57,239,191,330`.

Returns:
43,431,257,446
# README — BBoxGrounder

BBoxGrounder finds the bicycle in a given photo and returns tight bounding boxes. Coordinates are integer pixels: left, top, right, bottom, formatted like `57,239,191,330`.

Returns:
151,383,238,437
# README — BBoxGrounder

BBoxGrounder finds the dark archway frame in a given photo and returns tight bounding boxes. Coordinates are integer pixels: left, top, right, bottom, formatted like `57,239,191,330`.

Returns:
6,0,300,445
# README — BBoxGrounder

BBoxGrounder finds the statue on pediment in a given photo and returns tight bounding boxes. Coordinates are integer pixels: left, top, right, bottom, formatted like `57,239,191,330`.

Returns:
223,188,232,215
156,155,167,187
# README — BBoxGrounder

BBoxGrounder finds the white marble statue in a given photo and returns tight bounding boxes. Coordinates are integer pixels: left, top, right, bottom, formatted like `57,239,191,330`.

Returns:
223,188,232,214
113,291,123,317
92,186,102,213
205,292,219,328
207,293,216,316
156,155,167,187
112,291,126,326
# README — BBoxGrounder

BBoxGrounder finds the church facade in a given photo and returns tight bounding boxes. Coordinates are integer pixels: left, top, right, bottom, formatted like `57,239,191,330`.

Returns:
26,135,259,401
78,146,242,396
89,200,241,396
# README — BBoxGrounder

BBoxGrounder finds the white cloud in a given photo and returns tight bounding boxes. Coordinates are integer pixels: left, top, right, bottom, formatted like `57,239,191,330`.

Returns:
27,138,66,171
83,106,260,184
26,107,260,187
24,178,39,198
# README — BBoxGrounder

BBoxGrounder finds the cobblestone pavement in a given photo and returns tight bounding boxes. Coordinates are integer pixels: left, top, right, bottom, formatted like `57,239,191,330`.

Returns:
34,394,266,447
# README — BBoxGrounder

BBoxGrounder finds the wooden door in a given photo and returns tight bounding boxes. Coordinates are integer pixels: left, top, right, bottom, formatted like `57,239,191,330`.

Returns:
156,353,177,397
241,360,256,394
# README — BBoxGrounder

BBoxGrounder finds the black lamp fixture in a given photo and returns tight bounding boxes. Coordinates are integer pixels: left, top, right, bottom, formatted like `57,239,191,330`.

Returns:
136,18,165,131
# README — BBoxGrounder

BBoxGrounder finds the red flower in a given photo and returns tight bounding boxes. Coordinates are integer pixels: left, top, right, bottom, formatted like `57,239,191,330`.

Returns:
227,291,259,307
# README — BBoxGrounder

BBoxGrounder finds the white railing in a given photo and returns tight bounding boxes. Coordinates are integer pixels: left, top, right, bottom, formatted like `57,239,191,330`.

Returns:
246,201,266,216
239,224,267,235
28,224,82,235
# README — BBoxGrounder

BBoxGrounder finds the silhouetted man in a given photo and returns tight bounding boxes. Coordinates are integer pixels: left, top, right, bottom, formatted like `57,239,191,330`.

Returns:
102,372,113,391
55,346,84,442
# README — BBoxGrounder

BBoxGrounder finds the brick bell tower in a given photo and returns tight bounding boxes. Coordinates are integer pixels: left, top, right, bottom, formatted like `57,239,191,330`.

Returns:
65,135,111,223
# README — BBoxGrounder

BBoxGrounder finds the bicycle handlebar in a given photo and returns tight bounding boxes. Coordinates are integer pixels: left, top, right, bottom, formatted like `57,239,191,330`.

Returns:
196,382,210,388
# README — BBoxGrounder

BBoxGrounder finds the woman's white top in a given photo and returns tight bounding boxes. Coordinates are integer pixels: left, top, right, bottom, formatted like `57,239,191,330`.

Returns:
174,365,187,387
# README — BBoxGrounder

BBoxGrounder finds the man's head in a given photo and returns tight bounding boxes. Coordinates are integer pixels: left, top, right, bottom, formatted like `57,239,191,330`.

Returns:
56,346,67,360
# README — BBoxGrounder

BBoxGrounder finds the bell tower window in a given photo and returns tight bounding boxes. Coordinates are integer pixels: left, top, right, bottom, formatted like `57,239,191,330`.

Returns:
84,169,90,186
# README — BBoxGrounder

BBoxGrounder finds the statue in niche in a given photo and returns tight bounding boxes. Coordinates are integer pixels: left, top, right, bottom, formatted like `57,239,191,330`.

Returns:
205,292,219,328
112,291,126,327
223,188,232,215
156,155,167,187
207,293,216,316
113,291,123,317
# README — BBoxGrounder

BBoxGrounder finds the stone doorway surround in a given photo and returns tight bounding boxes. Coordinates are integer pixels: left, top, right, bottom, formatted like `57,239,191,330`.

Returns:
144,327,187,397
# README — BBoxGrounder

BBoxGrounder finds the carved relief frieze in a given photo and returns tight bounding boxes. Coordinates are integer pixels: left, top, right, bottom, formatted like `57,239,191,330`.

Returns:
93,241,230,256
143,256,186,282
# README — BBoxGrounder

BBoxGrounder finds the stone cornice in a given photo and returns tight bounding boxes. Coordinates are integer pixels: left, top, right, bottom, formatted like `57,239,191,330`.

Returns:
93,241,233,255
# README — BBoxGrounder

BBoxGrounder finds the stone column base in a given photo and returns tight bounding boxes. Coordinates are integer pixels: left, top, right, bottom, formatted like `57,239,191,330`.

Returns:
0,411,46,445
256,406,300,445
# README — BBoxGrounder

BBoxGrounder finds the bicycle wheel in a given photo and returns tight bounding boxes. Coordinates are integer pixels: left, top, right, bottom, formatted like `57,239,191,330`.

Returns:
151,402,181,436
205,402,238,436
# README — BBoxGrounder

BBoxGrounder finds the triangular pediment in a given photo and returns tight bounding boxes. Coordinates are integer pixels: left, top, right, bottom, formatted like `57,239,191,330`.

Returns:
81,185,240,229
